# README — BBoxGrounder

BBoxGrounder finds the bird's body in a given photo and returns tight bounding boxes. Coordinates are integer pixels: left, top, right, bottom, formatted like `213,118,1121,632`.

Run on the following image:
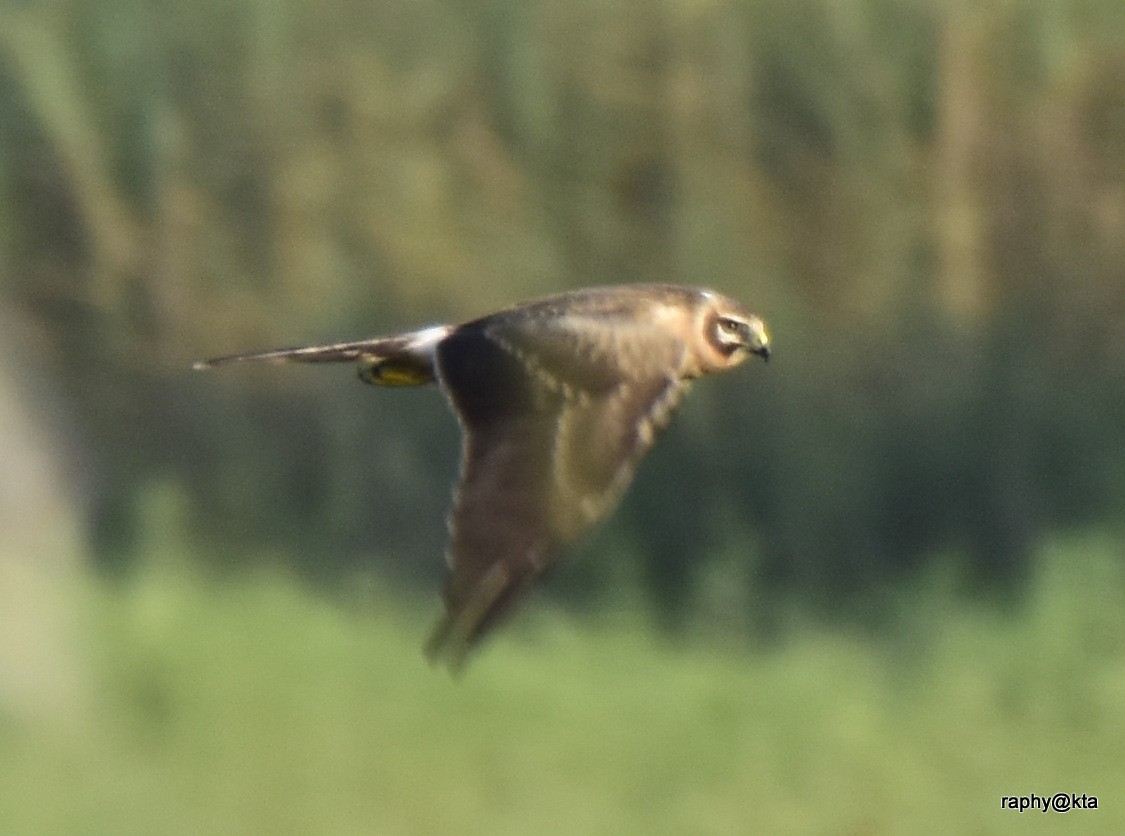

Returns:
195,284,770,671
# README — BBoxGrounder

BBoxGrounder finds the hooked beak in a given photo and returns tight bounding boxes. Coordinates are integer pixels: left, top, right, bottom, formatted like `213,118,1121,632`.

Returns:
747,319,770,361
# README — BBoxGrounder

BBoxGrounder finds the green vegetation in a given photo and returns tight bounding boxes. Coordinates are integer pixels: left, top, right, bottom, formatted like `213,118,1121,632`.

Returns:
2,0,1125,610
3,534,1121,835
2,4,1125,829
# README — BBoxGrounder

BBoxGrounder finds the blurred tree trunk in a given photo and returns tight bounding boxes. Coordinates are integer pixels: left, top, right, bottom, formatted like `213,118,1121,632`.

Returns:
0,9,144,308
934,5,989,321
0,314,90,725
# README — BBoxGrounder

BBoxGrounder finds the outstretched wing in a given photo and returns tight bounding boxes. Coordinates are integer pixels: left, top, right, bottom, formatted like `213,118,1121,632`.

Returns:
426,304,694,670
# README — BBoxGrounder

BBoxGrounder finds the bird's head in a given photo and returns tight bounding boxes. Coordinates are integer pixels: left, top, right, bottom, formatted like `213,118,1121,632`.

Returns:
697,292,771,371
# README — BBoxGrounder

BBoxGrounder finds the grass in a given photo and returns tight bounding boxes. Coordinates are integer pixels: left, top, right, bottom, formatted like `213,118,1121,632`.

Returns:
2,535,1123,835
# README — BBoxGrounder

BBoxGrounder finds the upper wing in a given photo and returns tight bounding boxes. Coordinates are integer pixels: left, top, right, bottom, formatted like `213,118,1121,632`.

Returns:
426,307,692,670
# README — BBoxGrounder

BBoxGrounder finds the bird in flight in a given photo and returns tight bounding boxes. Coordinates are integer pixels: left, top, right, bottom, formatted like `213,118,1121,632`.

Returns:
194,284,770,671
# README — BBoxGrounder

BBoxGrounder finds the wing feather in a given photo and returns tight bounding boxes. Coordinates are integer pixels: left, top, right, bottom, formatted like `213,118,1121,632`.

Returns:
427,307,691,669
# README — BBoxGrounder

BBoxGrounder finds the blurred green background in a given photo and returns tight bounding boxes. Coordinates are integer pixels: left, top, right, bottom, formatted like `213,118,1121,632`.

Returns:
2,0,1125,833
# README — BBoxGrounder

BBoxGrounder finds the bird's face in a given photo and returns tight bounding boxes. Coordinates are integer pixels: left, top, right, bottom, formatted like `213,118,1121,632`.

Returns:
697,294,771,372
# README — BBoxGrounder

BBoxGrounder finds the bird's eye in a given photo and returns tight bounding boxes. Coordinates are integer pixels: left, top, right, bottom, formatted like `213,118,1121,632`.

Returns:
711,316,748,355
718,317,741,335
716,317,746,340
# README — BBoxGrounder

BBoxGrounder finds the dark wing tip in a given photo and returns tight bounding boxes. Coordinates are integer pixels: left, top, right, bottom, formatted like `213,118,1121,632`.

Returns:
424,559,540,675
424,616,471,677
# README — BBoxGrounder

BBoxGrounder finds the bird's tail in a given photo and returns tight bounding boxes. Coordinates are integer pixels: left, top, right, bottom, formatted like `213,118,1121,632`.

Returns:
192,339,387,370
193,325,452,386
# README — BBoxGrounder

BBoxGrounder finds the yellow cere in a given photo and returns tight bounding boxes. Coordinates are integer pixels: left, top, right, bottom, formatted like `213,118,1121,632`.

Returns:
758,323,771,347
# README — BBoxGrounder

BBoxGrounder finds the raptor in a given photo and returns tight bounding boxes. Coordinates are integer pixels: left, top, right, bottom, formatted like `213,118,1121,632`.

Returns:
194,284,770,671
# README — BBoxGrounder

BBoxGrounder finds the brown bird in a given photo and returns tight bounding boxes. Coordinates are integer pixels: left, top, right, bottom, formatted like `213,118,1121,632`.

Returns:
194,284,770,671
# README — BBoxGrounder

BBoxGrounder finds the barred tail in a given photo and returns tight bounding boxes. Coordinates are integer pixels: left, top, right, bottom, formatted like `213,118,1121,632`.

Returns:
194,325,451,386
192,339,391,370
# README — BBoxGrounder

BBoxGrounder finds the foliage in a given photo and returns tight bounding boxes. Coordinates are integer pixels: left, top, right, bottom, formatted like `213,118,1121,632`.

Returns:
1,0,1124,616
2,534,1123,834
